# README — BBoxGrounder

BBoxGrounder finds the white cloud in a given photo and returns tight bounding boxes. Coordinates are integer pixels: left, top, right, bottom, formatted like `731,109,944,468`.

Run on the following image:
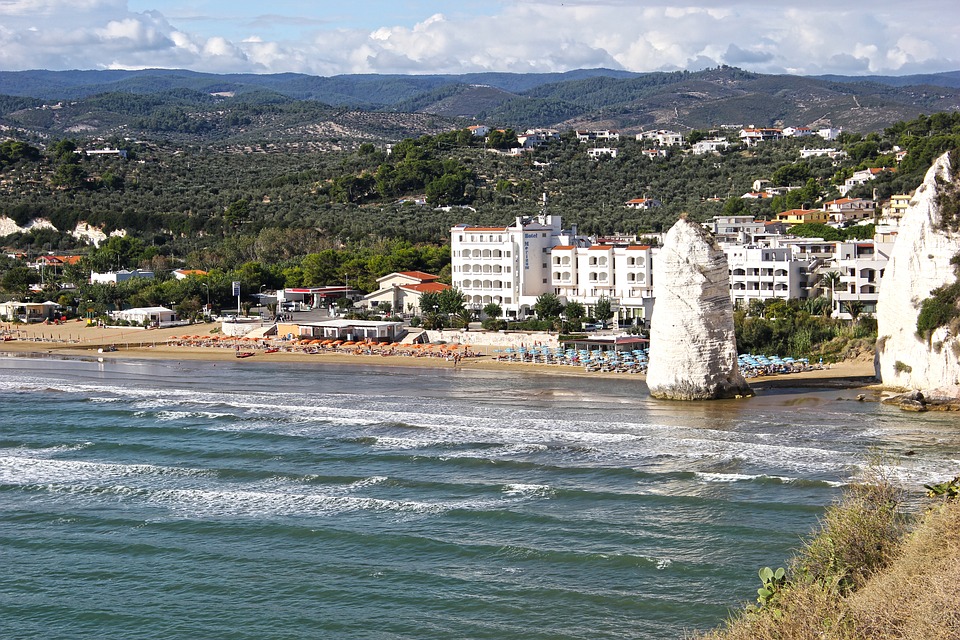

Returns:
0,0,956,77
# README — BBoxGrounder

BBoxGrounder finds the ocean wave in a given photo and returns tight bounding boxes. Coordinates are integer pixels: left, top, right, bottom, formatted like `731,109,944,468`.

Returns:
0,455,215,486
501,483,554,498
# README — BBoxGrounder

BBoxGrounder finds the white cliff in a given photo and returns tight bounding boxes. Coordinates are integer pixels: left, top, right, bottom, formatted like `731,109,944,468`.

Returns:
70,222,125,247
876,152,960,397
647,216,752,400
0,217,58,236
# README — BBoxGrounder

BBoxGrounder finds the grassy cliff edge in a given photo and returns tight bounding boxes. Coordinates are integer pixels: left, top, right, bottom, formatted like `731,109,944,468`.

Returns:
695,473,960,640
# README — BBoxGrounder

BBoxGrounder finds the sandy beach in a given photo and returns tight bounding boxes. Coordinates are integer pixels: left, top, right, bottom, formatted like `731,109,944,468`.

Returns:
0,319,879,389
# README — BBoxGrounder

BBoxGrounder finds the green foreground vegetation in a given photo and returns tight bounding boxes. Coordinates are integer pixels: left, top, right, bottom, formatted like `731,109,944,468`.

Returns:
696,472,960,640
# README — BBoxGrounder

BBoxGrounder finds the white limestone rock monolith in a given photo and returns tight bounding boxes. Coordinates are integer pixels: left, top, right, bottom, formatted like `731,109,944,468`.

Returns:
647,216,752,400
876,152,960,398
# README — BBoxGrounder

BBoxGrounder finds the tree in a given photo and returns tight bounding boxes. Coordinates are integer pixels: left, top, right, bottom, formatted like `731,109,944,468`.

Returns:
594,296,614,327
50,139,78,163
819,271,842,316
487,129,519,150
418,291,441,316
482,302,502,319
534,292,564,319
437,287,466,314
1,266,39,295
564,300,586,321
426,173,468,206
845,300,865,323
771,162,811,187
52,162,88,188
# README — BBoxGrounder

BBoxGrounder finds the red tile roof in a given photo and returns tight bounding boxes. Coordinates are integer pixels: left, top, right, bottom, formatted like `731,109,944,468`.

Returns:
396,271,439,281
401,282,450,293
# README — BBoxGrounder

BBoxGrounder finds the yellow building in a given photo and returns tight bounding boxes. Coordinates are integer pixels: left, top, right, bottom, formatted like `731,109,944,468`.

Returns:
775,208,830,226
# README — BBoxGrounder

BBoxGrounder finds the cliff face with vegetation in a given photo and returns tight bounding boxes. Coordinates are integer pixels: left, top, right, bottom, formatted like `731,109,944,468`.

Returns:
646,216,752,400
875,152,960,396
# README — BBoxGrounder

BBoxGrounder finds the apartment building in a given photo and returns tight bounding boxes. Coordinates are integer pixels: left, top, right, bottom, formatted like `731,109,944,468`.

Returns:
832,239,894,318
724,245,812,308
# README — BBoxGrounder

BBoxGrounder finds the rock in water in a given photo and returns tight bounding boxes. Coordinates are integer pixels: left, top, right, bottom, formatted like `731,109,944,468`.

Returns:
876,151,960,397
647,216,752,400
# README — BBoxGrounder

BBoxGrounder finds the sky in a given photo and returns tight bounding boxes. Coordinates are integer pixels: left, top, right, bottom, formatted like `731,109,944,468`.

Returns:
0,0,958,78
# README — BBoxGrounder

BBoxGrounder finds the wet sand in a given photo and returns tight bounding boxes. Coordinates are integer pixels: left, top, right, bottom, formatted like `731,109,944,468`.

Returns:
0,320,878,387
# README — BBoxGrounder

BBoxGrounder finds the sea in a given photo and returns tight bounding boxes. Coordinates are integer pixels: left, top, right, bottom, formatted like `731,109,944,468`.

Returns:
1,355,958,640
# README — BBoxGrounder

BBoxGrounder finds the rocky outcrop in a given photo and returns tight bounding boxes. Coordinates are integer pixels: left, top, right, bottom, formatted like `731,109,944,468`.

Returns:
0,216,57,236
646,216,752,400
875,152,960,397
70,222,126,247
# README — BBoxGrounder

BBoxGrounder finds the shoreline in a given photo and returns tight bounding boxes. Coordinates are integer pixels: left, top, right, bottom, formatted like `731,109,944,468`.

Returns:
0,320,880,391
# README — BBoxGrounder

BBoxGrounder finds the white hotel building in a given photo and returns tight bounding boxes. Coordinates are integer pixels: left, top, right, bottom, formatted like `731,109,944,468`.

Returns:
451,214,586,318
551,244,656,326
451,214,656,325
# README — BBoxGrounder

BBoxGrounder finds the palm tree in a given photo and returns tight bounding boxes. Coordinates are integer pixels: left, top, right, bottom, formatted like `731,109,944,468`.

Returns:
819,271,842,317
846,300,865,323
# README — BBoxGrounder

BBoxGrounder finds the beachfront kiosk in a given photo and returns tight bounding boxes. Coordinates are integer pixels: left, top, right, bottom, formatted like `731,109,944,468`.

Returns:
277,319,405,343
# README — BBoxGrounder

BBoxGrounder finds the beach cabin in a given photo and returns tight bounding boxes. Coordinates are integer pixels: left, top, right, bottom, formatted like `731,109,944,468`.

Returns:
0,300,62,323
279,286,362,311
560,335,649,354
111,306,177,327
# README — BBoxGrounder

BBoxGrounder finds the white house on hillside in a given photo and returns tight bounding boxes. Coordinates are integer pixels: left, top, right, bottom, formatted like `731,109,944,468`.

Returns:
90,269,154,284
692,138,729,154
624,197,662,209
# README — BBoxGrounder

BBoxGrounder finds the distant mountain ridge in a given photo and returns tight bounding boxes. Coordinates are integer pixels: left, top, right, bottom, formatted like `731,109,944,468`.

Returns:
0,66,958,143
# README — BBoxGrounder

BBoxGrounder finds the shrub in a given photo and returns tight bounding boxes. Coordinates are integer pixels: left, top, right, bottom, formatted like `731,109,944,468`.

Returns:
793,470,906,594
916,293,959,338
894,360,912,374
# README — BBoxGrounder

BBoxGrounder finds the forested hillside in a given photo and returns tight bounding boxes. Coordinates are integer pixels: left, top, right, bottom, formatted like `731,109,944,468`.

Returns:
2,66,959,138
1,88,959,322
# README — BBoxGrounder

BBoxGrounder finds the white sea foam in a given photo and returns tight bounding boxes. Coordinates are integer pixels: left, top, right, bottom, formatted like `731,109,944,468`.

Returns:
148,487,449,517
501,483,554,498
347,476,389,490
0,455,213,486
695,472,768,483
